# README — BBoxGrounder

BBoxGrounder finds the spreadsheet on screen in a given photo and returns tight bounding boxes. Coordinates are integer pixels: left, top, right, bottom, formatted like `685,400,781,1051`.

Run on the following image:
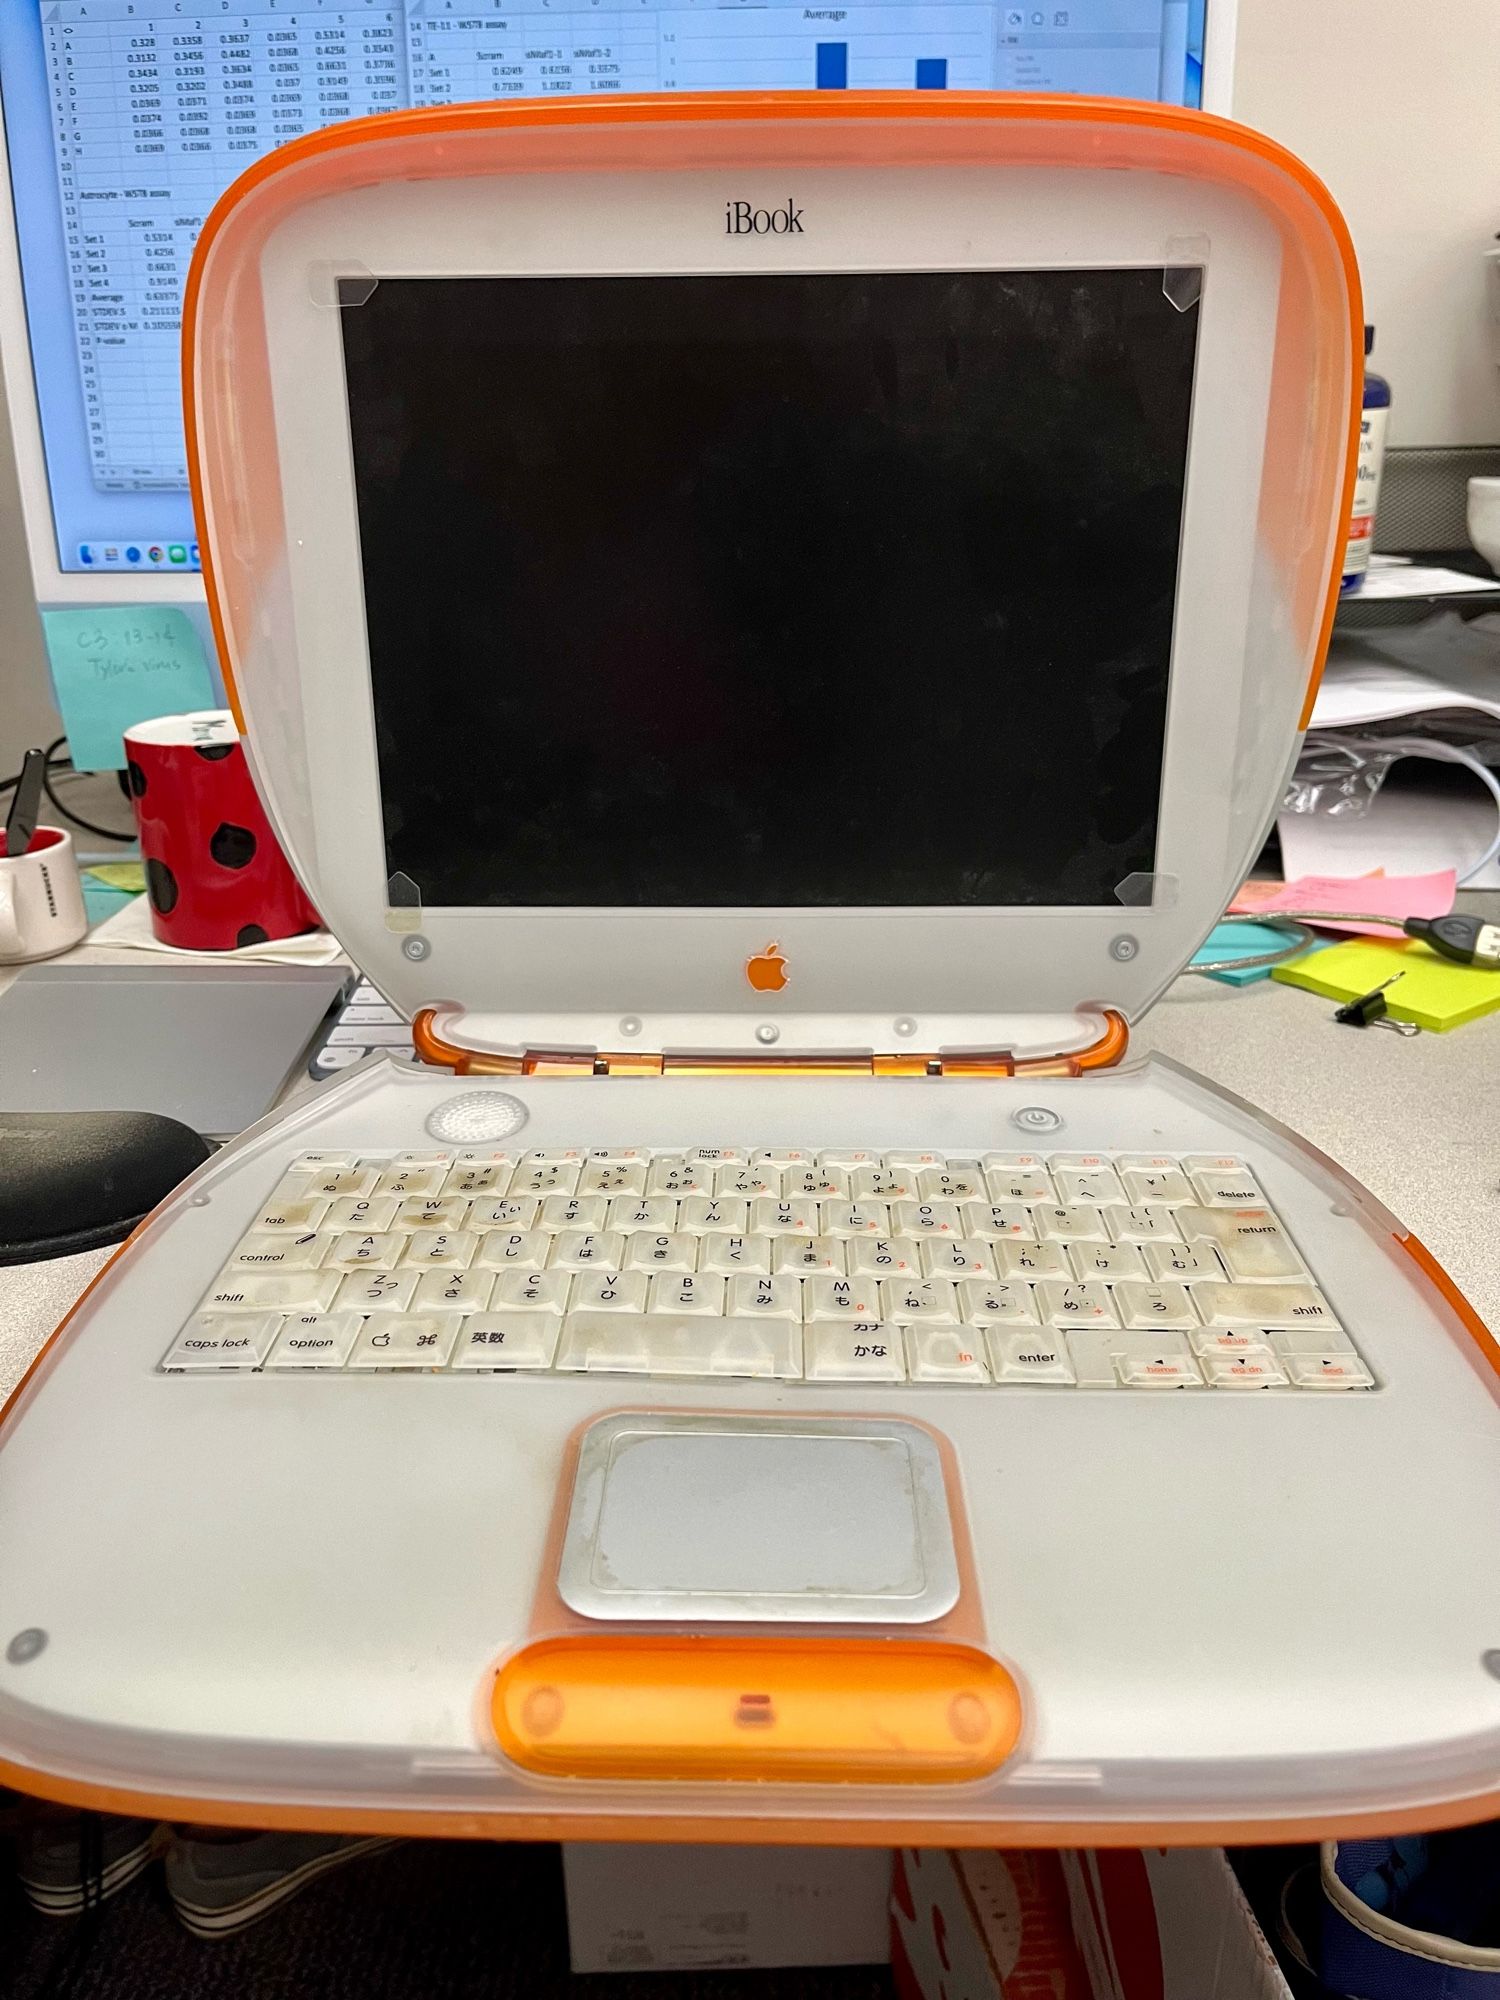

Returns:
0,0,1210,576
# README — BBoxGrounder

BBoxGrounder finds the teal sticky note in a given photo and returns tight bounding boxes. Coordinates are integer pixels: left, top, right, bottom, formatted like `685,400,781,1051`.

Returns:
1190,921,1333,986
40,606,215,771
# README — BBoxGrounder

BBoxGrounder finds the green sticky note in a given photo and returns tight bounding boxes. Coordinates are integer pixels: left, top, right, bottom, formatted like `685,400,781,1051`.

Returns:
40,606,215,771
84,860,146,892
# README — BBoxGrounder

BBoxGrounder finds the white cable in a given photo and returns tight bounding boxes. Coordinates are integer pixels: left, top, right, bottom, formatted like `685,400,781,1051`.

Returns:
1302,732,1500,885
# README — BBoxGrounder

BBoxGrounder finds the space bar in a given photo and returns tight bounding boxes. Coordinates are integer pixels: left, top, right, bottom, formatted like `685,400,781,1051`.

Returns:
555,1314,804,1380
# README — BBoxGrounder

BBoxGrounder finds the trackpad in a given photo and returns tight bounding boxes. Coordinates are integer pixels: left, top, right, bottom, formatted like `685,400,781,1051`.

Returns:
557,1414,959,1624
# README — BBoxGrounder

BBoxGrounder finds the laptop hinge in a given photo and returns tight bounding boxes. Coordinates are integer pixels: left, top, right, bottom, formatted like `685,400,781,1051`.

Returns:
410,1009,1129,1078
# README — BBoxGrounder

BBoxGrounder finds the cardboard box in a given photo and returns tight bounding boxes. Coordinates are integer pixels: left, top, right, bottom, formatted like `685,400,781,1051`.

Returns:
562,1842,893,1973
892,1847,1293,2000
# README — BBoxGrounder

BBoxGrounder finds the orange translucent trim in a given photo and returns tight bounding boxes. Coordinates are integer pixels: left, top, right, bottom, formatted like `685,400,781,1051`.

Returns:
1398,1231,1500,1382
409,1005,1128,1076
492,1636,1022,1785
183,91,1360,752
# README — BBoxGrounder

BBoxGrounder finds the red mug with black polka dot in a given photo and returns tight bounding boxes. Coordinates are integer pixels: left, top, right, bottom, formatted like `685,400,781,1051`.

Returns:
123,711,320,951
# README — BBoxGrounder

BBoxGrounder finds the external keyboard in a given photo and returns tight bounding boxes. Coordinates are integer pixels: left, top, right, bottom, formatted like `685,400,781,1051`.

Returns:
160,1148,1372,1390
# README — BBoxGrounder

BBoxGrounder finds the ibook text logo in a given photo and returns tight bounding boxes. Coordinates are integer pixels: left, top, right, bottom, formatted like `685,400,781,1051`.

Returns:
725,198,804,236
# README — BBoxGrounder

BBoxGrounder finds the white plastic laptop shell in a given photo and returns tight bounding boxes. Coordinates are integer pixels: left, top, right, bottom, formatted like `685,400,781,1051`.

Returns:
5,94,1500,1845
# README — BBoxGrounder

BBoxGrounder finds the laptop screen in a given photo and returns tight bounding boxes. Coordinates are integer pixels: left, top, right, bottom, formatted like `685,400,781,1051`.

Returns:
341,268,1200,910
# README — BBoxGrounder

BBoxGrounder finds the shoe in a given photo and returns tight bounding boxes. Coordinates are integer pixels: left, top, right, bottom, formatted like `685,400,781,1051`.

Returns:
14,1805,162,1915
164,1828,398,1937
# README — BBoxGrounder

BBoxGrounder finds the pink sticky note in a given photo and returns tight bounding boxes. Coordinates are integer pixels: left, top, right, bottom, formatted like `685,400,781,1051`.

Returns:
1229,869,1455,937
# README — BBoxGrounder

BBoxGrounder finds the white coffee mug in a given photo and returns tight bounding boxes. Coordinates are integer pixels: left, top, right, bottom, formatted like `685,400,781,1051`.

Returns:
1467,476,1500,575
0,824,88,964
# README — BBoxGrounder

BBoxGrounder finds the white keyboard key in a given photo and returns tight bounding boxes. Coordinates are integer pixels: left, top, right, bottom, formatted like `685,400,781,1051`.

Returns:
805,1322,905,1382
540,1193,608,1232
697,1233,771,1276
326,1194,401,1233
252,1195,332,1234
1192,1283,1339,1332
396,1149,462,1164
1106,1206,1181,1244
1031,1205,1110,1244
772,1235,845,1274
550,1230,625,1270
892,1200,963,1237
1267,1325,1357,1357
443,1162,510,1195
1202,1347,1288,1388
715,1166,782,1198
1116,1350,1203,1388
1283,1353,1374,1389
285,1151,357,1173
347,1314,461,1369
907,1324,990,1383
1067,1241,1147,1281
682,1148,745,1167
1034,1280,1118,1327
162,1313,282,1371
1189,1327,1273,1357
983,1152,1046,1169
1176,1208,1306,1281
648,1272,725,1316
986,1329,1075,1385
583,1148,646,1162
265,1313,363,1370
325,1230,407,1271
921,1238,994,1279
679,1196,750,1235
491,1267,571,1314
727,1274,803,1319
848,1236,922,1278
784,1166,850,1200
477,1229,550,1268
571,1270,650,1313
413,1269,494,1313
1047,1152,1113,1171
401,1229,478,1270
957,1279,1038,1326
204,1270,341,1314
376,1162,449,1198
960,1202,1032,1242
1181,1153,1249,1175
821,1201,890,1238
750,1197,819,1236
624,1232,700,1273
278,1165,379,1201
1054,1168,1125,1206
230,1231,329,1271
880,1277,959,1323
557,1313,801,1379
648,1156,718,1197
916,1169,986,1203
984,1165,1055,1203
396,1196,472,1231
887,1150,980,1174
466,1196,539,1231
1113,1281,1198,1331
523,1149,586,1165
509,1162,581,1196
754,1148,812,1166
816,1148,882,1171
334,1268,420,1314
805,1275,880,1321
993,1240,1070,1281
609,1195,681,1233
849,1166,919,1201
1143,1240,1223,1282
1116,1152,1183,1172
578,1159,648,1196
450,1315,560,1370
1119,1165,1194,1205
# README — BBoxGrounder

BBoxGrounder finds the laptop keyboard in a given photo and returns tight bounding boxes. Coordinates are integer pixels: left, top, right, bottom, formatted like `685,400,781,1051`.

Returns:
159,1148,1372,1389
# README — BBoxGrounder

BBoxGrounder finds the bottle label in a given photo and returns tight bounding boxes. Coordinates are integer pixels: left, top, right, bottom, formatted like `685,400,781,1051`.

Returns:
1343,403,1389,580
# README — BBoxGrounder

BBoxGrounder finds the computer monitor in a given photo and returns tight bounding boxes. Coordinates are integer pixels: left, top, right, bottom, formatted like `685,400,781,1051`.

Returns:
0,0,1234,619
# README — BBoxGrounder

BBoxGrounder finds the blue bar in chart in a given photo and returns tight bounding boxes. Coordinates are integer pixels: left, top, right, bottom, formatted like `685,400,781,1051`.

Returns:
915,56,948,87
815,41,848,87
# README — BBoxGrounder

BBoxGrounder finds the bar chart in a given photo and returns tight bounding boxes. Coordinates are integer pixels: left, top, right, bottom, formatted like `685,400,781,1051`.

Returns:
658,5,992,91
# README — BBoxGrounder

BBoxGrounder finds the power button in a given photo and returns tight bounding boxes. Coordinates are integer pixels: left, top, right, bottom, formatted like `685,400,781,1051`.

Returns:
1011,1105,1062,1135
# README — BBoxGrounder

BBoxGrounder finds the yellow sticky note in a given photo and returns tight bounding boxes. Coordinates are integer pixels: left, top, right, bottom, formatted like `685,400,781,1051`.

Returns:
84,861,146,892
1273,937,1500,1032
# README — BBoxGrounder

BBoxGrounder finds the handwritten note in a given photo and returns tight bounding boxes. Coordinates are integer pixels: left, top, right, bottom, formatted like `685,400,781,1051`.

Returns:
40,606,215,771
1230,868,1455,938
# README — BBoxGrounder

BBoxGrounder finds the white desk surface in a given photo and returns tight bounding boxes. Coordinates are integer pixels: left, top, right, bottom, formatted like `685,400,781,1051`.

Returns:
4,913,1499,1401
